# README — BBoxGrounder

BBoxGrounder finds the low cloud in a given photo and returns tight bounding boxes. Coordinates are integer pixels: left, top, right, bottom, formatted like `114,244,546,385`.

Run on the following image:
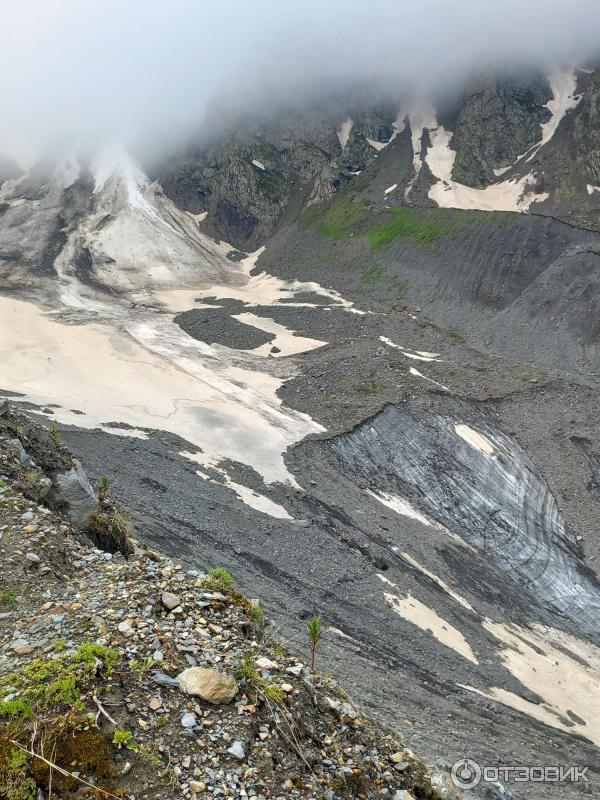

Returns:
0,0,598,165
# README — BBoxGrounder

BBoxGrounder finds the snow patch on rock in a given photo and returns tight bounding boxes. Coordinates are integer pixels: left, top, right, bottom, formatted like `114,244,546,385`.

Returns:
337,117,353,149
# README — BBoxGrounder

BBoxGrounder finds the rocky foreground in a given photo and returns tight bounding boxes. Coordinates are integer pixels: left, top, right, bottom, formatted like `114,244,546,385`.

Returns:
0,404,478,799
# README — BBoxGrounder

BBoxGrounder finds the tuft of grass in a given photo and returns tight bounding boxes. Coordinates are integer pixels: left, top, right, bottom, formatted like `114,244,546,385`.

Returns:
129,656,155,682
251,604,265,627
83,506,133,553
206,567,234,592
236,651,285,704
0,589,17,608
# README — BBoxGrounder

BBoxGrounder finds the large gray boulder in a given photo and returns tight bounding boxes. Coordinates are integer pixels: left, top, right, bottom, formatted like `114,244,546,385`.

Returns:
55,459,97,527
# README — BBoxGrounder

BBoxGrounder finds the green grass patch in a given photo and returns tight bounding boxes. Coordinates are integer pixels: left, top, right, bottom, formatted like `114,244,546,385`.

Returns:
302,191,371,240
316,196,370,240
369,207,465,249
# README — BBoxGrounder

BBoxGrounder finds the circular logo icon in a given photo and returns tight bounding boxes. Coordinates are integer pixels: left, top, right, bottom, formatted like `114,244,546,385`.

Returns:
451,758,482,790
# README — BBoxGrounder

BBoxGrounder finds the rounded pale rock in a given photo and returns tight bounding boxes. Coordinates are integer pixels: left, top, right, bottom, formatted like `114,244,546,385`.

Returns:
176,667,238,704
161,591,181,610
255,656,278,671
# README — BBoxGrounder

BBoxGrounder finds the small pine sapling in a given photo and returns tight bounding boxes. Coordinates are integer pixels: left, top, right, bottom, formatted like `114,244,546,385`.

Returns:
307,615,324,673
98,474,110,506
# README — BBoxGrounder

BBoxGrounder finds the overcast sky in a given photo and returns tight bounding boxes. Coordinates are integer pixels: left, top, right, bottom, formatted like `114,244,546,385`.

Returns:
0,0,598,164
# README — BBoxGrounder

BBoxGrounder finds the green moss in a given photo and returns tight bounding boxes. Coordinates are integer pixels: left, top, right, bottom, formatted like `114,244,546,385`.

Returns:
0,644,123,798
24,470,38,489
206,567,234,592
73,642,118,675
0,747,36,800
356,378,391,395
0,697,33,722
474,210,519,229
0,643,119,722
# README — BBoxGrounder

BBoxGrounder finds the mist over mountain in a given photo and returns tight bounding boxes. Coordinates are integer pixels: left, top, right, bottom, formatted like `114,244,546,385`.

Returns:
2,0,600,165
3,4,600,799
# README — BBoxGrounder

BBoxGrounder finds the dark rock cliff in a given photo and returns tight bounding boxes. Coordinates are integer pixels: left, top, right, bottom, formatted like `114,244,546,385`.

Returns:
450,71,552,188
575,68,600,185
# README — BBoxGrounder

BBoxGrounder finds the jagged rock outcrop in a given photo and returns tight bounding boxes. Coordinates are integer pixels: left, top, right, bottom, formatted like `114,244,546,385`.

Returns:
451,72,552,187
159,104,397,248
0,404,96,526
160,115,340,248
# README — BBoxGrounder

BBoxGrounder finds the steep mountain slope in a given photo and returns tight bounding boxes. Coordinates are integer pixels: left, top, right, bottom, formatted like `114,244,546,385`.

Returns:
2,64,600,800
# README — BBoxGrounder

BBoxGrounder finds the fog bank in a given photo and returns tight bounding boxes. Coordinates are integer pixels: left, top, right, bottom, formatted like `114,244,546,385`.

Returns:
1,0,599,165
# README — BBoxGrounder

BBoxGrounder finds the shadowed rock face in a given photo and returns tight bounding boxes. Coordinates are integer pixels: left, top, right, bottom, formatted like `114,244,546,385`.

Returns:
575,69,600,185
158,105,398,249
331,405,600,637
451,71,552,188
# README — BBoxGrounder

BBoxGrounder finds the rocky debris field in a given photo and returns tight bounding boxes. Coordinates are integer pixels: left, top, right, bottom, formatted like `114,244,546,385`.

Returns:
0,412,459,800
